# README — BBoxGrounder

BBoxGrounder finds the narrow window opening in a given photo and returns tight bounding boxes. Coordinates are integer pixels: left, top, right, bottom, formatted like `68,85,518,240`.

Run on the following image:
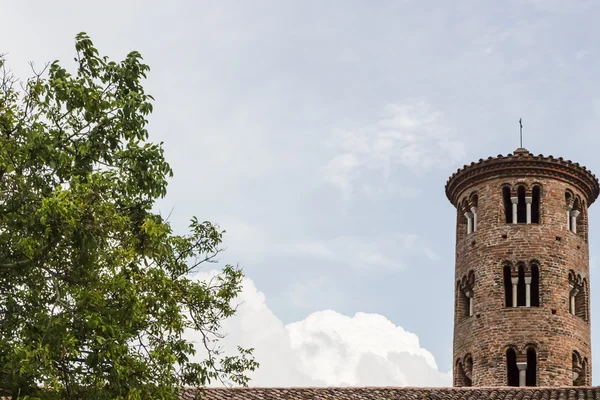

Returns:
573,353,580,385
464,356,473,387
504,265,513,307
575,280,587,321
470,195,478,233
460,200,471,235
532,186,540,224
458,204,468,237
455,360,471,387
526,348,537,386
581,201,588,241
506,348,519,387
531,264,539,307
464,375,472,387
517,186,526,223
566,192,573,231
458,272,474,319
503,187,512,223
517,265,526,306
583,279,589,322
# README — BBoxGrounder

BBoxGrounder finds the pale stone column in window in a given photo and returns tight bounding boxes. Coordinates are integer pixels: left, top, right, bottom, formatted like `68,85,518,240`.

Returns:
511,276,519,307
571,210,580,234
517,362,527,387
465,212,473,234
465,289,474,316
470,206,477,232
570,286,579,315
525,196,533,224
570,284,574,314
511,197,518,224
525,276,532,307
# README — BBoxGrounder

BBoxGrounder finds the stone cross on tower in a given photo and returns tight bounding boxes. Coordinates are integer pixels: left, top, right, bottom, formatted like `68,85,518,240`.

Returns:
445,148,599,387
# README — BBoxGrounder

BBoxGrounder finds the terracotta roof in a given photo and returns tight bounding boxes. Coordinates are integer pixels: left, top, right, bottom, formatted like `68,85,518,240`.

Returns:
444,148,600,206
184,387,600,400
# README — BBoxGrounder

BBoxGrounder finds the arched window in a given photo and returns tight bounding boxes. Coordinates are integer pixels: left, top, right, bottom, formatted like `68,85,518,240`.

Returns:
503,265,513,307
580,201,589,241
569,272,577,315
458,282,470,320
506,348,519,387
458,272,475,319
531,264,539,307
517,186,526,223
573,351,587,386
575,282,586,320
531,186,541,224
460,199,474,235
569,272,588,321
566,191,574,231
517,264,526,306
455,359,472,387
503,186,512,223
581,279,589,322
576,278,588,322
469,194,478,233
463,355,473,387
526,347,537,386
571,198,581,234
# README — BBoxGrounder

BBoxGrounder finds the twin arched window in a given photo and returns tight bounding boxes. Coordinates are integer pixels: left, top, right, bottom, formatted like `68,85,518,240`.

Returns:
503,262,539,307
506,347,537,386
566,191,587,239
569,271,589,322
460,195,478,234
503,185,541,224
457,271,475,321
573,351,589,386
506,347,588,386
455,355,473,387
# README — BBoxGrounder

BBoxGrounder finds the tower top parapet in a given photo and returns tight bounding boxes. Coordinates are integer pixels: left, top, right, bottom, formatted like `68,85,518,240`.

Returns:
445,148,600,207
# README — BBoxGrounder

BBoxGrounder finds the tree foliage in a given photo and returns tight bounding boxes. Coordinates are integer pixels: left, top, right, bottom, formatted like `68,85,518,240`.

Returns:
0,33,258,399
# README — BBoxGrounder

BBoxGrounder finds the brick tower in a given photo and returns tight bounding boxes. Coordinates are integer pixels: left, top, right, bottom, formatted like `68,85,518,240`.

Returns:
446,148,599,387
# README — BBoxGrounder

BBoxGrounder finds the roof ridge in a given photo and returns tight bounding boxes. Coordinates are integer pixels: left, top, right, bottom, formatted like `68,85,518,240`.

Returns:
194,386,600,389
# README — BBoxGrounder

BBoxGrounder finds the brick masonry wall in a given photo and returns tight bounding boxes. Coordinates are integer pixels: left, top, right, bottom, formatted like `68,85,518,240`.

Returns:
451,173,592,387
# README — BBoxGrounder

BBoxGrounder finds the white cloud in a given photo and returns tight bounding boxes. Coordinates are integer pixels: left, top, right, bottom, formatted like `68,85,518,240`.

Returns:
186,272,451,387
324,101,465,202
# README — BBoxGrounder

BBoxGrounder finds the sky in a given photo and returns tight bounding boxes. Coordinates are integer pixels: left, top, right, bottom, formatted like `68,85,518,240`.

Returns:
3,0,600,387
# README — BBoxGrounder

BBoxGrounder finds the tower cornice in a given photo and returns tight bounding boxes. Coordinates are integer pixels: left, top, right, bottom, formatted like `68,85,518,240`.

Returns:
445,149,600,207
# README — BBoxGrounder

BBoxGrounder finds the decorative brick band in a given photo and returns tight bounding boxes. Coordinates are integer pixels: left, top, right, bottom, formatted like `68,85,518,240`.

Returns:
445,148,600,206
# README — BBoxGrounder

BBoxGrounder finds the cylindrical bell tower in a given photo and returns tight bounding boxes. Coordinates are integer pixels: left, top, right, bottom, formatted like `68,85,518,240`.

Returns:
446,148,599,387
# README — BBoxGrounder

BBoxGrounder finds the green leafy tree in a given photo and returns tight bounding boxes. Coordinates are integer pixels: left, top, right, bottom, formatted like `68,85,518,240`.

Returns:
0,33,258,399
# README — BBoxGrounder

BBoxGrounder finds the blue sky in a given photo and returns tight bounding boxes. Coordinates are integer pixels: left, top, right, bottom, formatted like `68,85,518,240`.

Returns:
4,0,600,386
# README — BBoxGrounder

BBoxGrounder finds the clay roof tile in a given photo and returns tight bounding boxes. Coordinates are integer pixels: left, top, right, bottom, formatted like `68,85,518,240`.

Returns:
184,387,600,400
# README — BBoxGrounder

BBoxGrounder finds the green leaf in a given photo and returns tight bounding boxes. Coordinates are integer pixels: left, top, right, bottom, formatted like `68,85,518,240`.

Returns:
0,33,258,399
